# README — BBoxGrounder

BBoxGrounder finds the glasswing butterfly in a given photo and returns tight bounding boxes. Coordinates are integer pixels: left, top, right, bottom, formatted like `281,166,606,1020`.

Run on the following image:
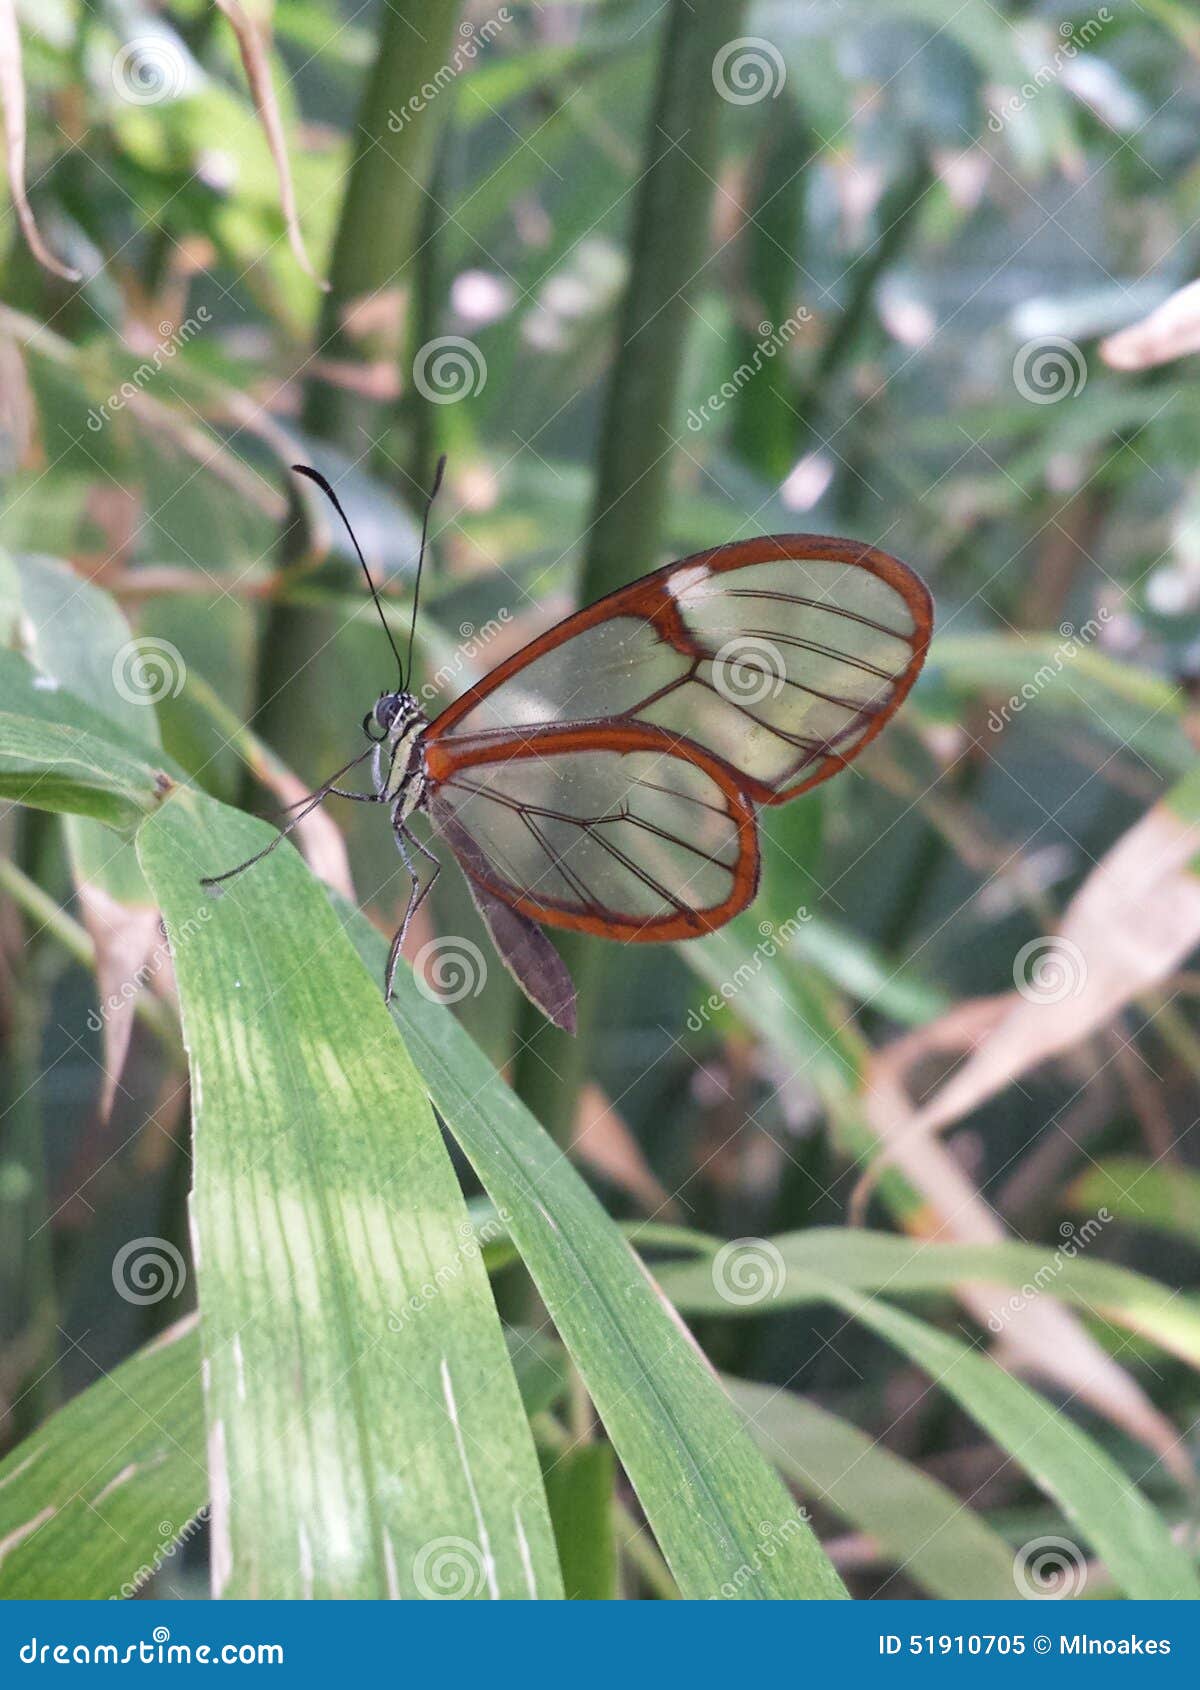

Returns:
203,463,932,1034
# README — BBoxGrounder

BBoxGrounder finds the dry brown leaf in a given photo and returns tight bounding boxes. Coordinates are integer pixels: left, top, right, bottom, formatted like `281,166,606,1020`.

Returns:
572,1083,677,1217
915,793,1200,1143
854,787,1200,1221
859,1041,1192,1482
214,0,328,289
78,886,166,1123
0,0,82,281
1101,278,1200,370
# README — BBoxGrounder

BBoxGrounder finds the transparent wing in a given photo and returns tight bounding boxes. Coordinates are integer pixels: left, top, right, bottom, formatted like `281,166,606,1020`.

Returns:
425,726,759,940
426,536,931,805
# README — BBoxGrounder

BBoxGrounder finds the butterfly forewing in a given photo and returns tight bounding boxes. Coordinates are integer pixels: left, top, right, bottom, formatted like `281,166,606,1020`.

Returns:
428,536,930,806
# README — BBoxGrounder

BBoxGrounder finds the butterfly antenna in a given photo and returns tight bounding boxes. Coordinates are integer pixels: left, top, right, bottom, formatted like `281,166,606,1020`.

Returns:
292,463,406,684
405,454,447,692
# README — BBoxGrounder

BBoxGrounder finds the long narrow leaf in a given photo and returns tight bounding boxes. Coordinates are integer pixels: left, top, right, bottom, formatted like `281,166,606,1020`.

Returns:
726,1377,1017,1600
655,1229,1200,1370
0,1317,205,1600
336,898,847,1601
137,788,561,1599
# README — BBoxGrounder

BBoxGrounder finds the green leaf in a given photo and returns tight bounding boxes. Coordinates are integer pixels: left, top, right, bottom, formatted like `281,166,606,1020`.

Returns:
0,1316,205,1600
725,1377,1019,1601
337,898,847,1601
542,1443,617,1600
819,1286,1200,1601
0,649,171,832
655,1229,1200,1372
1070,1159,1200,1244
136,787,562,1599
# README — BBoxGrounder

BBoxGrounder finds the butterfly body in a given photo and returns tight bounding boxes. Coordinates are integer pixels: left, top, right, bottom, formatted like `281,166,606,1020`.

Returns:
370,690,428,817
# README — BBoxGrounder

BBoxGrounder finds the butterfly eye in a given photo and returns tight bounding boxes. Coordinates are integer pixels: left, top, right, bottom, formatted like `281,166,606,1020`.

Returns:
362,711,381,739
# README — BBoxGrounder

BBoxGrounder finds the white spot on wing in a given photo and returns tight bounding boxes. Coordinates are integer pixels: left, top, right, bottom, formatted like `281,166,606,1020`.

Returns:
667,562,713,610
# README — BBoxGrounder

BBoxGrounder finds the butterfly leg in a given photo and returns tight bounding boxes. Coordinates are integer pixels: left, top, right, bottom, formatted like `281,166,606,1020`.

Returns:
201,746,378,891
383,821,441,1001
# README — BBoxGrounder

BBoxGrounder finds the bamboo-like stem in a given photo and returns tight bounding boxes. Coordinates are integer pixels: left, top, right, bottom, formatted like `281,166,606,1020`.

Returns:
0,860,183,1058
304,0,463,445
511,0,746,1141
251,0,462,781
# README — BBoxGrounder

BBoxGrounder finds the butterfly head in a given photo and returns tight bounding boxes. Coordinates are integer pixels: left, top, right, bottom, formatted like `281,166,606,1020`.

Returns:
365,690,425,741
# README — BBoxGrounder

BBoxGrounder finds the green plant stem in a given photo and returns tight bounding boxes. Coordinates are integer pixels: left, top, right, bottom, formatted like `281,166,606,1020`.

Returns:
511,0,746,1142
0,860,182,1058
251,0,461,781
533,1413,680,1600
304,0,463,444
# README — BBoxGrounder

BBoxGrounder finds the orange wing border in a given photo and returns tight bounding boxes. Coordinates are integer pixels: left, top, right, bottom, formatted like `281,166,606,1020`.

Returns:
424,721,761,942
424,533,932,807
